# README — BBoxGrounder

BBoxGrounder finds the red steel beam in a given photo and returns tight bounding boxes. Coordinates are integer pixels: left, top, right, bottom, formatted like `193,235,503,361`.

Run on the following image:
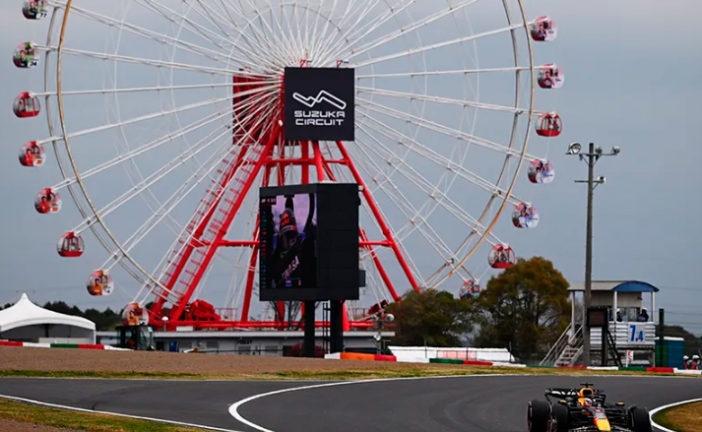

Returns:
168,120,281,321
336,140,420,293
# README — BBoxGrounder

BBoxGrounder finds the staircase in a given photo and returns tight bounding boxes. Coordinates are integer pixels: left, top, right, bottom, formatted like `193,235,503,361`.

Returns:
540,324,583,367
555,343,583,367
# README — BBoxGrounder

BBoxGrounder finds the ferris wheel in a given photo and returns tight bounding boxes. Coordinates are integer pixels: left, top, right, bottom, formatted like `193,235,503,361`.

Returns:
14,0,563,329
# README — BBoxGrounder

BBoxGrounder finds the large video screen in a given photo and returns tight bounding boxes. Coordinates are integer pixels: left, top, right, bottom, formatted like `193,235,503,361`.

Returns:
260,192,317,291
259,183,359,301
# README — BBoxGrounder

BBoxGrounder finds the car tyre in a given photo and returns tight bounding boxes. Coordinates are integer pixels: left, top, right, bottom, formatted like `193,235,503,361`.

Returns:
629,406,652,432
528,400,551,432
551,403,569,432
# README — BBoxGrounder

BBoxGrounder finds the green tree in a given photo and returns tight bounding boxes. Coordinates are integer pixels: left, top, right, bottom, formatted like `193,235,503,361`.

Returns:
43,302,121,331
387,289,472,347
469,256,570,362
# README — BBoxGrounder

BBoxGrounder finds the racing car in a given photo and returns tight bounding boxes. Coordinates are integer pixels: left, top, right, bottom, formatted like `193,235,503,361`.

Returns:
527,383,652,432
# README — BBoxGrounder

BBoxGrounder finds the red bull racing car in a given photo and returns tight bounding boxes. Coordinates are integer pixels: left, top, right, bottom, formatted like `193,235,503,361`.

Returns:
527,384,652,432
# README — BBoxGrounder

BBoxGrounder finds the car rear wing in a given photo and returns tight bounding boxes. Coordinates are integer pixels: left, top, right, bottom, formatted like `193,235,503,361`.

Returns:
544,388,606,404
545,388,579,402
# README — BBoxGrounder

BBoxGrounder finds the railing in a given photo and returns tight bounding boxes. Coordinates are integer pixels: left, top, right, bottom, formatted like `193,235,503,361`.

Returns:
540,323,581,366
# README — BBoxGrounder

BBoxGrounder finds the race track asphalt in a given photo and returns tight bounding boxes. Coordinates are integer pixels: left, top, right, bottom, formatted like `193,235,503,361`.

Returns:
1,374,701,431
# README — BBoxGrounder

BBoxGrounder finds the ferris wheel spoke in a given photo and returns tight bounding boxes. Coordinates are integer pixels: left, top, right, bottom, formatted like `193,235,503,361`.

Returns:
355,120,492,239
41,44,258,77
100,133,234,271
223,0,287,64
304,0,342,65
357,96,535,159
288,2,305,60
306,0,355,65
353,21,524,69
107,123,274,302
57,3,246,68
151,112,279,291
302,0,322,59
71,124,233,235
333,147,426,289
134,0,232,51
35,80,278,98
250,0,300,66
134,0,285,72
357,66,530,80
36,82,276,154
344,0,480,62
315,1,401,66
356,108,515,197
69,95,279,234
358,86,527,114
51,106,234,191
63,91,272,142
354,125,503,254
351,136,458,263
324,0,413,60
188,0,234,37
188,0,284,68
277,1,303,61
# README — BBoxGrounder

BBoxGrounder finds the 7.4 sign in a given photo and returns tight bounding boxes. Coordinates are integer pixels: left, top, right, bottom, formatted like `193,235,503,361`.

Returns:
284,67,355,141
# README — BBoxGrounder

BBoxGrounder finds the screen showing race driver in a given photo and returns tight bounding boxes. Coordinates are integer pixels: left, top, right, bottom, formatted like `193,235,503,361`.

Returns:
260,192,317,290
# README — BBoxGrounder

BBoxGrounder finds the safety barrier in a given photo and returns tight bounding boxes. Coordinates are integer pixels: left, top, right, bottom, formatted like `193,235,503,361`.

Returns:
332,351,700,376
0,341,129,351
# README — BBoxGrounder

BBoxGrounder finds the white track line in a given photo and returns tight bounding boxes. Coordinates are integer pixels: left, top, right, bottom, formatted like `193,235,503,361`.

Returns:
228,374,526,431
0,394,242,432
649,398,702,432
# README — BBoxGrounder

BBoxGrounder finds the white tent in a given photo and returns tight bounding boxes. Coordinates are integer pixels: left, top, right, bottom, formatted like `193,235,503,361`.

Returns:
0,293,95,343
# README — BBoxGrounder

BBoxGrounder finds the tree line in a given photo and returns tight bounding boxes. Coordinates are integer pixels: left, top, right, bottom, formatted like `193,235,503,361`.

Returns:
388,256,571,363
0,301,122,331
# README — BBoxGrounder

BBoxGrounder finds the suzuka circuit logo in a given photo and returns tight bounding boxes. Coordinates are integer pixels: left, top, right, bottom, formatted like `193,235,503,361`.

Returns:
292,90,347,110
284,67,355,141
292,90,347,127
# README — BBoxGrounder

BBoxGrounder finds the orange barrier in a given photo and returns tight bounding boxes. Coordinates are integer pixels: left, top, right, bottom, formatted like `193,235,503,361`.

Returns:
340,352,376,361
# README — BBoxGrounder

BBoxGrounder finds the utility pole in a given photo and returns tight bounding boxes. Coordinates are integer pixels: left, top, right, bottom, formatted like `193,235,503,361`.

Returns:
567,142,620,366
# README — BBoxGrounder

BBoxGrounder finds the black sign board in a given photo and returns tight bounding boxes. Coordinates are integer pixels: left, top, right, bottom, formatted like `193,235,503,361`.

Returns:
284,67,355,141
587,307,608,328
259,183,360,301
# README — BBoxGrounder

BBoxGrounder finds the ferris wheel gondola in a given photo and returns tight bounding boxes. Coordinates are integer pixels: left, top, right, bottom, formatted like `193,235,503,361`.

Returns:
19,141,45,167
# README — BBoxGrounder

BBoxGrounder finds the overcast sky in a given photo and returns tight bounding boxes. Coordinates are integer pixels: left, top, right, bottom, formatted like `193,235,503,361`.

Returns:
1,1,700,334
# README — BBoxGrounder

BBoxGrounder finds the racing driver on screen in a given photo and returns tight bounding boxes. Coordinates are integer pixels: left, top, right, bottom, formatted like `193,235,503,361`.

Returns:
270,194,316,289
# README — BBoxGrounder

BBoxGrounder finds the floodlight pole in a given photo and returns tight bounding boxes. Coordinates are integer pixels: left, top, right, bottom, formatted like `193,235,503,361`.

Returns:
570,142,619,366
583,142,595,366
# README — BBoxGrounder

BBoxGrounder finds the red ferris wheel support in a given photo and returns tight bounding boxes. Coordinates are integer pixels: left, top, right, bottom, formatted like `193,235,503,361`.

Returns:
148,73,420,330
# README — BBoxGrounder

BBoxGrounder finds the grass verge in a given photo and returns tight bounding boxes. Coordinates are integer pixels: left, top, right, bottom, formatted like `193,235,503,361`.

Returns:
0,370,199,380
0,397,210,432
653,401,702,432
